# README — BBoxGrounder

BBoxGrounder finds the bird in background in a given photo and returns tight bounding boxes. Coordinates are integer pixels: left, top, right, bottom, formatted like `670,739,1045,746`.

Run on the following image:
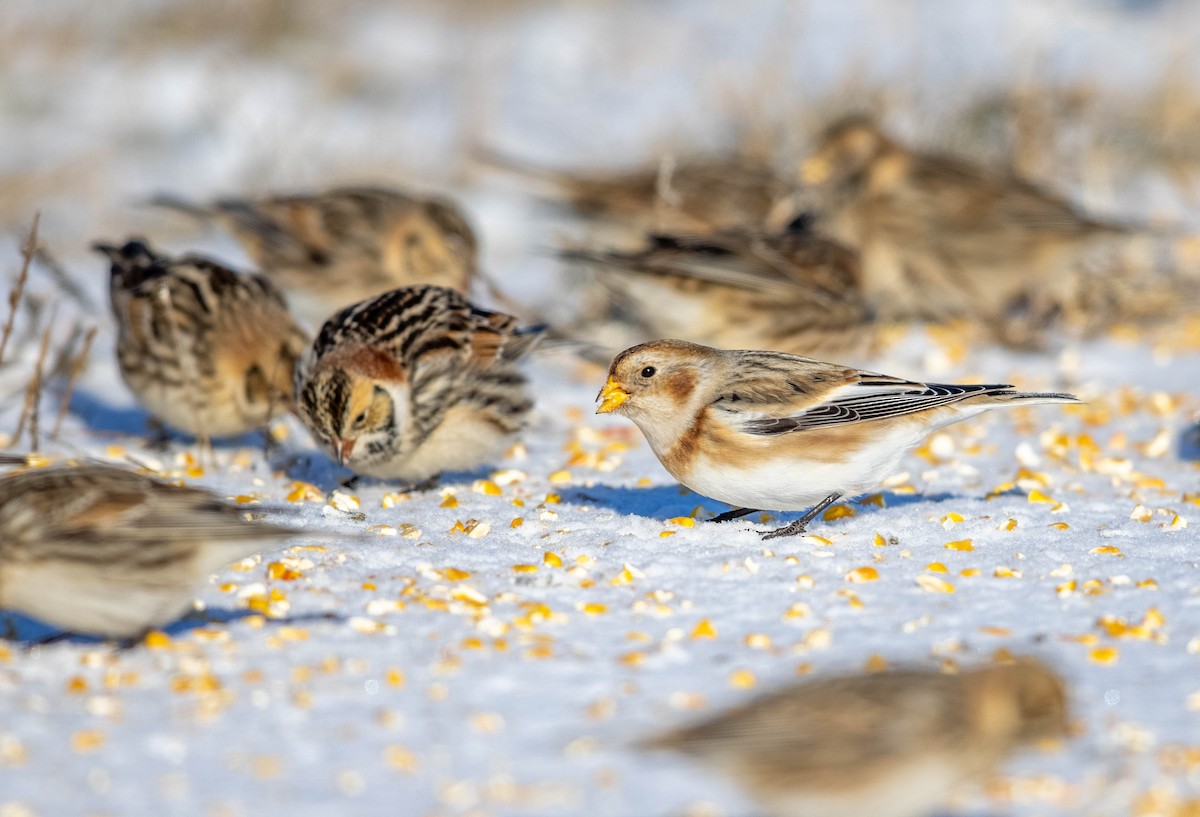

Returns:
789,115,1195,344
294,285,545,485
560,226,875,363
97,238,310,441
597,339,1077,538
474,147,791,234
641,658,1069,817
0,462,302,641
151,185,478,326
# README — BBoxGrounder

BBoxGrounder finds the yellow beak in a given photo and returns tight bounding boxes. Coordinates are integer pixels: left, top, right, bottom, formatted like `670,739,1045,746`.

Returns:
595,376,630,414
800,156,830,185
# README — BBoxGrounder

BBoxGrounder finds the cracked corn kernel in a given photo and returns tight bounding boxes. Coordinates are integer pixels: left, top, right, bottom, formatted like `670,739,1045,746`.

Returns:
384,746,419,773
668,516,695,527
845,566,878,583
941,512,965,528
1130,504,1152,522
543,552,563,568
864,654,888,673
945,539,974,551
512,564,537,573
619,651,644,666
143,631,172,649
691,619,717,639
1002,518,1018,531
1091,546,1123,555
1050,522,1070,530
994,567,1021,578
1028,490,1055,504
729,669,756,688
549,470,572,484
440,494,459,509
510,517,523,528
473,480,502,495
873,533,887,546
744,633,772,649
917,575,956,593
823,504,855,521
783,602,811,620
580,603,607,616
70,730,106,753
440,568,470,581
1090,646,1119,665
926,562,948,573
286,482,323,503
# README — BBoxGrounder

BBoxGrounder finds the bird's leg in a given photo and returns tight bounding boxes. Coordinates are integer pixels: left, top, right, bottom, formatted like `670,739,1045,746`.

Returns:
710,506,759,523
145,418,172,451
340,475,361,490
761,493,842,540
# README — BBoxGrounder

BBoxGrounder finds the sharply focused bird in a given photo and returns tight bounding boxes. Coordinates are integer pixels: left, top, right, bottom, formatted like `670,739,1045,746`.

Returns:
97,238,310,440
597,339,1077,538
642,659,1069,817
151,185,478,325
294,285,545,484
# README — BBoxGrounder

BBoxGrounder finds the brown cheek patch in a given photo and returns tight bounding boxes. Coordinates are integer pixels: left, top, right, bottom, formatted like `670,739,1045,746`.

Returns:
663,370,696,404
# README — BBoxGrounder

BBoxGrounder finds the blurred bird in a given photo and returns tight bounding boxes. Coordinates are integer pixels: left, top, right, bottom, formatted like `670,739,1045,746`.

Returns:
477,149,791,232
294,285,545,483
642,659,1069,817
561,227,874,362
0,463,300,640
791,116,1188,343
151,186,478,325
597,339,1077,538
97,238,310,439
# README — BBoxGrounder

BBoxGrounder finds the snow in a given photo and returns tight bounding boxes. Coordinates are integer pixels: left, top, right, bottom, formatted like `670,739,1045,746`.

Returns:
1,1,1200,816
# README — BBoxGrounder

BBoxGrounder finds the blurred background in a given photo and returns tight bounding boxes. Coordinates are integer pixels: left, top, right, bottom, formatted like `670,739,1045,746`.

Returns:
6,0,1200,322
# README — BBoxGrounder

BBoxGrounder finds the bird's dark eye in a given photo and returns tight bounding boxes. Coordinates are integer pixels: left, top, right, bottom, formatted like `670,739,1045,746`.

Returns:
641,366,656,378
353,411,368,425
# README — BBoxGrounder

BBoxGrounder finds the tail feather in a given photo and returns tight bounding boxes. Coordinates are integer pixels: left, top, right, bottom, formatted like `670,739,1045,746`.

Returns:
144,193,213,220
983,391,1080,406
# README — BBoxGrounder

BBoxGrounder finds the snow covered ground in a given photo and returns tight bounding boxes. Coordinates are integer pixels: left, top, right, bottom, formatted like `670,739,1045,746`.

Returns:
1,1,1200,816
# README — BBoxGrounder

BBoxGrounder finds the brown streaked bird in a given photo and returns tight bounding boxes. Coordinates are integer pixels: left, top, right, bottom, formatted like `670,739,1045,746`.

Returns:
596,340,1077,538
478,149,791,232
152,186,478,324
641,659,1069,817
0,463,300,640
792,115,1178,342
561,227,874,362
294,285,545,483
97,238,310,439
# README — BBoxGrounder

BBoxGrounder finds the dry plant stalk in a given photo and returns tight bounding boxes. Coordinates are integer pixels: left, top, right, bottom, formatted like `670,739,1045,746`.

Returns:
0,212,39,368
51,324,97,440
14,317,55,451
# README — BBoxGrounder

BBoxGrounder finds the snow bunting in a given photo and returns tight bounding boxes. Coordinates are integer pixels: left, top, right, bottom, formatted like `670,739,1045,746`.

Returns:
294,285,545,482
0,463,299,640
596,339,1077,537
561,228,873,361
152,186,477,325
642,659,1068,817
477,149,790,232
97,238,310,439
792,115,1178,343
